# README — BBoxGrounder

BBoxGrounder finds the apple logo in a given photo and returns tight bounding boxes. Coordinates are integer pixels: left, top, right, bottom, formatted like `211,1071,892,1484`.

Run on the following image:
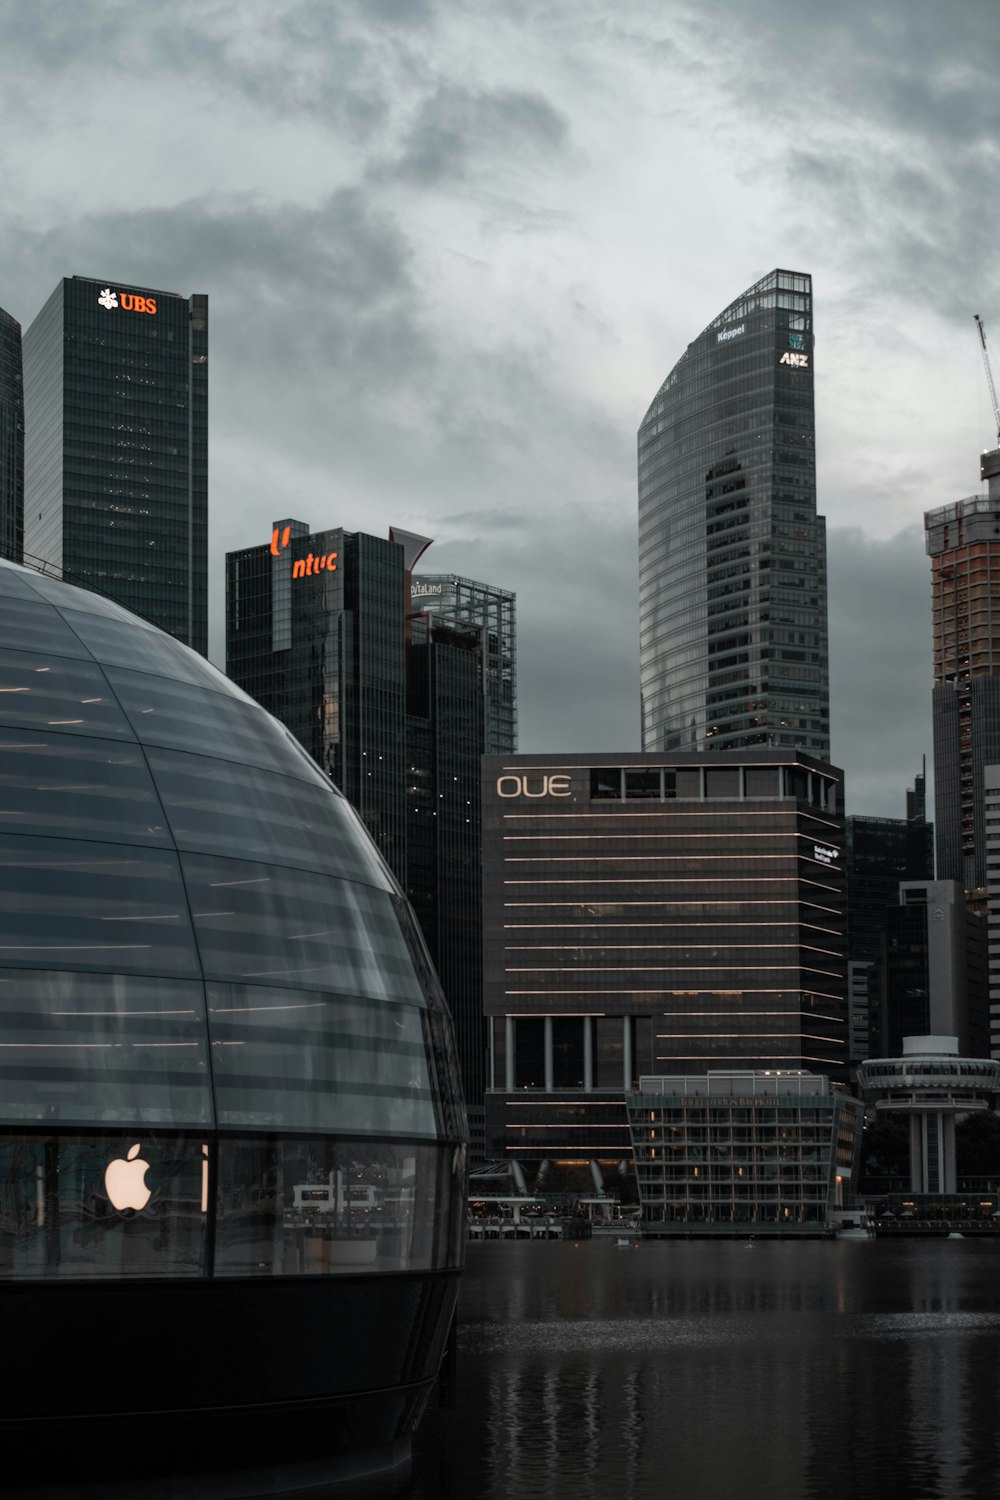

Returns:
104,1143,152,1212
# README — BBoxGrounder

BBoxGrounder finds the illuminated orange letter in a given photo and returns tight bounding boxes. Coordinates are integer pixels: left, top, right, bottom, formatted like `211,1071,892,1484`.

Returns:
146,298,157,315
326,553,338,571
120,294,134,310
292,559,306,579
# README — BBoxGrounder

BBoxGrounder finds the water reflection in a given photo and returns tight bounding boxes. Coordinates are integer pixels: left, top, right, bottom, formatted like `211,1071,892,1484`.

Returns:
407,1239,1000,1500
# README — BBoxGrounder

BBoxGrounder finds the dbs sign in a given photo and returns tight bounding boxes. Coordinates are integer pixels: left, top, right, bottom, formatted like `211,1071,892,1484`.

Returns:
496,774,571,799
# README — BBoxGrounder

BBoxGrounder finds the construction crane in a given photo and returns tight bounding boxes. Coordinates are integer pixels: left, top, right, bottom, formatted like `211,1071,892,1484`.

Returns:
974,313,1000,448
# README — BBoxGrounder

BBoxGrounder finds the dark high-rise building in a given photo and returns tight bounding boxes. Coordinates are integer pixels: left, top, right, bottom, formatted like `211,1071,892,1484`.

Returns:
879,881,988,1058
23,276,208,653
227,522,409,874
927,448,1000,900
227,521,514,1163
638,269,829,760
481,749,846,1189
0,307,23,564
845,764,933,1061
412,573,517,753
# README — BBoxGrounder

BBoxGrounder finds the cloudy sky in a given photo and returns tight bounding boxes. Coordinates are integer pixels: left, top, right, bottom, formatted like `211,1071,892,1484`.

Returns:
3,0,999,816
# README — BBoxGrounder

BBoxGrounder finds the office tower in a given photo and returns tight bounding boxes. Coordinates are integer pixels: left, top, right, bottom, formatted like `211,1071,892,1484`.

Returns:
983,765,1000,1055
481,749,846,1189
845,765,933,1061
412,573,517,752
927,449,1000,900
23,276,208,652
227,521,514,1162
0,308,23,564
878,882,988,1058
638,269,829,760
228,523,409,873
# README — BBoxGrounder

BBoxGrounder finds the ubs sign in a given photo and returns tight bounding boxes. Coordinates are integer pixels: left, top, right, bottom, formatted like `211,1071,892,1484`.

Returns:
496,774,571,799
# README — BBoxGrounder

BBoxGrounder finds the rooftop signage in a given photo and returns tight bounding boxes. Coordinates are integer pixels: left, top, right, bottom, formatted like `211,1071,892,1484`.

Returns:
779,351,809,368
97,287,157,315
269,526,337,579
496,774,570,799
412,582,443,598
813,843,839,865
716,324,745,344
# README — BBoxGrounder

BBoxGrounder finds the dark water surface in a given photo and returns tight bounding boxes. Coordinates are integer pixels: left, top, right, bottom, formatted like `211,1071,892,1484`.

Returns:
402,1237,1000,1500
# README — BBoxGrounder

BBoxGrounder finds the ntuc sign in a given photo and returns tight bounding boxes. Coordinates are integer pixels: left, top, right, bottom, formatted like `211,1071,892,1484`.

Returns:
270,526,337,579
496,774,571,799
97,287,157,315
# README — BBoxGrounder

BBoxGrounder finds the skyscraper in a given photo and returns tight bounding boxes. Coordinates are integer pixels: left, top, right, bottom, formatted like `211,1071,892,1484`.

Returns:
481,748,847,1191
0,307,23,564
23,276,208,652
227,521,514,1162
845,764,933,1061
927,448,1000,899
412,573,517,753
638,269,829,760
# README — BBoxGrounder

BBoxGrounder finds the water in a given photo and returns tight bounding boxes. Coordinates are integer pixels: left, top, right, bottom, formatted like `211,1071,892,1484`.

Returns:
404,1237,1000,1500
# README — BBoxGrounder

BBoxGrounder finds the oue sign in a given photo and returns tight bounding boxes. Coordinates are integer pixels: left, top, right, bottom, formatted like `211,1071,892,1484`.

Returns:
496,774,571,799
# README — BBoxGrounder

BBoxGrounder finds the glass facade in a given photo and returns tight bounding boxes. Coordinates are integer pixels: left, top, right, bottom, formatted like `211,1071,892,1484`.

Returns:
22,276,208,654
482,750,847,1188
845,771,933,1061
628,1073,862,1227
227,524,504,1166
412,572,517,753
638,269,829,760
0,306,23,564
0,553,465,1281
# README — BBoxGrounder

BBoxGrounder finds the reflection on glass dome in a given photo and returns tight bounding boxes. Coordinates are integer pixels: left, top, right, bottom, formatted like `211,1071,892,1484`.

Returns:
0,559,467,1488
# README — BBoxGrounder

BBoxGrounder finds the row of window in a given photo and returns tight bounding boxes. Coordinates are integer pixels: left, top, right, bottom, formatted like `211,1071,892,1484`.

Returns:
0,1134,463,1280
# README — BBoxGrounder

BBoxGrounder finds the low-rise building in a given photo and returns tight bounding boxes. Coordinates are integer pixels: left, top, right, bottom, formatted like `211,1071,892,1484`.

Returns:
627,1071,861,1232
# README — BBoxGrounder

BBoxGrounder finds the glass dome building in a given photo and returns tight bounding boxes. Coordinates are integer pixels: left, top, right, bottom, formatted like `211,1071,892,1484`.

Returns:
0,559,467,1490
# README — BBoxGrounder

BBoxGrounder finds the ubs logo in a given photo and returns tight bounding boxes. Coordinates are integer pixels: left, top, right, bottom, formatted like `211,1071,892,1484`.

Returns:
496,774,571,799
97,287,157,314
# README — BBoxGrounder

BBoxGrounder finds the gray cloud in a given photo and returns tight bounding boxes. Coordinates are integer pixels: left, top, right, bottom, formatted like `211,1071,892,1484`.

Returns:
0,0,989,825
827,524,932,816
391,83,569,185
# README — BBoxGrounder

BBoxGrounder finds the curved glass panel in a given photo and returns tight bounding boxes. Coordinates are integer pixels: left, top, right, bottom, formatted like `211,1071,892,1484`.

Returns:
59,609,256,702
181,853,424,1002
0,836,200,976
214,1138,463,1276
147,748,393,889
0,729,171,846
0,971,210,1127
0,599,95,660
0,1132,207,1279
105,666,326,783
0,649,133,740
207,984,439,1136
12,569,142,623
0,564,52,599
